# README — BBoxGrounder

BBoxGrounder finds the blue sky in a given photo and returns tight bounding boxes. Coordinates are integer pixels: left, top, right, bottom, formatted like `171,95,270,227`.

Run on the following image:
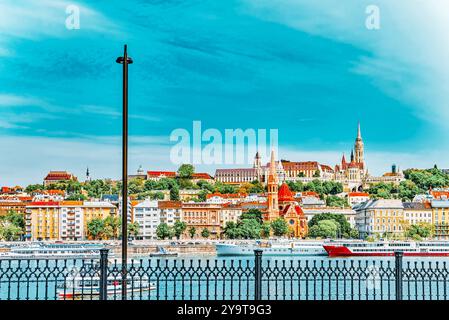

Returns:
1,0,448,185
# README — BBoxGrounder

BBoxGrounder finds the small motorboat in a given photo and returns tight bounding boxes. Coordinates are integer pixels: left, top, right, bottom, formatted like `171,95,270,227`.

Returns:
149,246,178,257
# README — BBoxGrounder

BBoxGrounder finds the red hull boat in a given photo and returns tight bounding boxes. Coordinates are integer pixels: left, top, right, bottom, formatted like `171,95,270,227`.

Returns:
323,241,449,257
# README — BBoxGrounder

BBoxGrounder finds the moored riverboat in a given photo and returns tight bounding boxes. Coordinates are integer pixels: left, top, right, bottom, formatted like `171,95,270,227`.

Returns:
324,241,449,257
0,243,106,260
215,240,327,256
58,275,155,299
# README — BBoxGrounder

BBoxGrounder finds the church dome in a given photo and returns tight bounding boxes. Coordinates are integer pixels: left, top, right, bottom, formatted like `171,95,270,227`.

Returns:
278,183,294,202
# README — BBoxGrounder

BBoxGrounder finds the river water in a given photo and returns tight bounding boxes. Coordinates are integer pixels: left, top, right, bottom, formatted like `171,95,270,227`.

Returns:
1,255,448,300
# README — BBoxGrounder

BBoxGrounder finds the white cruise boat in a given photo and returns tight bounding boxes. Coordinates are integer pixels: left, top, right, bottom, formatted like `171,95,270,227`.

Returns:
215,240,327,256
58,275,155,299
0,243,106,260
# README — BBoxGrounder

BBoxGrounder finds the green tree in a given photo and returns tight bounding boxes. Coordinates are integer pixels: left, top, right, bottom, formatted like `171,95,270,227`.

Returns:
170,185,180,201
270,218,289,237
66,193,87,201
240,209,263,223
308,220,339,238
188,226,196,239
223,221,239,239
201,228,210,239
309,213,355,238
102,224,114,239
326,196,349,208
197,180,215,192
214,182,238,194
313,170,321,177
322,181,344,195
261,222,271,238
286,181,304,192
173,220,187,240
104,215,121,239
156,223,173,240
198,189,209,202
248,181,264,193
0,224,22,241
87,218,105,240
25,184,44,193
128,178,145,195
128,222,140,239
238,219,262,239
177,164,195,179
405,223,433,240
4,210,25,232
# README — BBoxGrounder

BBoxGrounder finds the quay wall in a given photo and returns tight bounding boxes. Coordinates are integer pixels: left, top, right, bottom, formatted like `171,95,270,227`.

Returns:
108,243,216,256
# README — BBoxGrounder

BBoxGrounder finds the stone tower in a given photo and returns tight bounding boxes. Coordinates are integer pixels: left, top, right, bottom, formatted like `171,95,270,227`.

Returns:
267,150,279,220
354,122,364,166
253,151,262,182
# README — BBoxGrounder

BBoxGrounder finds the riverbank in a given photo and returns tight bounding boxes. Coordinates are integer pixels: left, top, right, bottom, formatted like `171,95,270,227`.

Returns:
0,239,320,256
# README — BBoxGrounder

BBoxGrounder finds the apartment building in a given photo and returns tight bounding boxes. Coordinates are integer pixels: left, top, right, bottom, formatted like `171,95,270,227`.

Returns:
354,199,404,238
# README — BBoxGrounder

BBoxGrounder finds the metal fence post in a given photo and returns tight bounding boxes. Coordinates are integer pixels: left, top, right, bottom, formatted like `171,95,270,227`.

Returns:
394,251,403,300
254,249,263,300
99,248,109,301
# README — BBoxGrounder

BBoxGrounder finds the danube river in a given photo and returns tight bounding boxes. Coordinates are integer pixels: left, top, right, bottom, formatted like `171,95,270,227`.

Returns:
1,254,448,300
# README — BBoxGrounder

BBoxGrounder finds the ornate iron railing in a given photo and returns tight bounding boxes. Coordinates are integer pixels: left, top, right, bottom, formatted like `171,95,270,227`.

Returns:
0,250,448,300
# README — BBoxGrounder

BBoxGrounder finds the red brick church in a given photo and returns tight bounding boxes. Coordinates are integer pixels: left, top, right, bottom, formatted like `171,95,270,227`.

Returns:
264,151,308,238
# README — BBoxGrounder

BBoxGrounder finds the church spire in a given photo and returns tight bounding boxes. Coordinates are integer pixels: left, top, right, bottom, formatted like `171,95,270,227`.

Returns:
267,149,279,220
357,121,362,140
354,122,364,165
270,150,276,174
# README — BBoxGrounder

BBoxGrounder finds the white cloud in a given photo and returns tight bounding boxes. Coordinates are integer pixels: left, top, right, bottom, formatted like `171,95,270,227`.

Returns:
0,0,120,56
0,135,173,186
0,94,44,107
241,0,449,128
81,105,161,122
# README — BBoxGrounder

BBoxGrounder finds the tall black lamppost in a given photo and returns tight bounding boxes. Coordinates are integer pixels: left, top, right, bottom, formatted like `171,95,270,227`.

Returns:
116,44,133,300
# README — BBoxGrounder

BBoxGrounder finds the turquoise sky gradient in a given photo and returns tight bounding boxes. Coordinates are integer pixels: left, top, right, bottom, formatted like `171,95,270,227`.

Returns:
0,0,448,185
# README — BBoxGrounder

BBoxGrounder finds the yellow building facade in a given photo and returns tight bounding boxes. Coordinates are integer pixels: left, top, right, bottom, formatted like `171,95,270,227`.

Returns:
431,200,449,239
26,201,117,241
26,201,61,241
354,199,404,238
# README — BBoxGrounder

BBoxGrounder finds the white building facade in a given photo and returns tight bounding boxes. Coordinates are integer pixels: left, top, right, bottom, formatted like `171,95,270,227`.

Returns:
133,200,160,240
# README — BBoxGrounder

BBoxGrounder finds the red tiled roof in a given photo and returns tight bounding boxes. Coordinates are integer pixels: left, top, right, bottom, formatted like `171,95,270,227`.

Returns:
158,201,182,209
192,173,212,179
18,196,32,202
28,201,60,206
47,189,65,195
44,171,74,181
348,192,369,197
0,187,15,194
280,204,305,217
147,171,176,177
431,191,449,199
278,183,294,202
320,164,334,172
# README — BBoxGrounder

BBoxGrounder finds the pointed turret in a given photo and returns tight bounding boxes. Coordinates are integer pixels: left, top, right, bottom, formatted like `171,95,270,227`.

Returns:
354,122,364,166
270,150,276,175
357,121,362,140
267,149,279,220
